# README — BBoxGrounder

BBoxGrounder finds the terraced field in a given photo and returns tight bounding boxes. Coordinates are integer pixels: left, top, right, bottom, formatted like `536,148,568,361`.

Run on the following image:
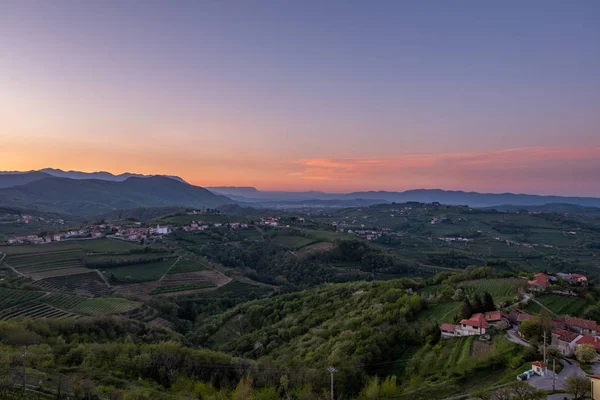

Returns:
458,278,527,304
166,258,209,274
0,287,45,310
69,297,142,315
524,294,592,316
34,271,111,297
150,282,216,295
40,293,141,315
0,301,78,320
271,234,315,249
4,248,88,280
104,258,177,283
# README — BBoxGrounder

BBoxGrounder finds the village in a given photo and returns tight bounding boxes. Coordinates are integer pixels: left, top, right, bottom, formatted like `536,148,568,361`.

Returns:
0,212,281,245
440,271,600,397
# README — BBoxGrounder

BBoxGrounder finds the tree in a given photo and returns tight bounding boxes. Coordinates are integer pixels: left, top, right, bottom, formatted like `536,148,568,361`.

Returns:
518,318,543,341
232,376,254,400
483,291,496,312
575,344,597,363
565,375,590,399
473,382,543,400
472,294,484,314
461,297,473,319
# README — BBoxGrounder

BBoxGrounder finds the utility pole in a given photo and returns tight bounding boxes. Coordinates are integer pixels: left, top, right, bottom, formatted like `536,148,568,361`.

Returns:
328,366,337,400
552,358,556,391
542,331,547,365
22,349,28,396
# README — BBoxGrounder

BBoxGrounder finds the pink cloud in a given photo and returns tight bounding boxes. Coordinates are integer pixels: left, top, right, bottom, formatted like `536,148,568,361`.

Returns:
290,146,600,195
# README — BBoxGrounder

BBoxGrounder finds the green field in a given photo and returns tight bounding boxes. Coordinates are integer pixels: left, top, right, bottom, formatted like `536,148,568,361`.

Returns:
524,294,592,316
0,287,45,310
416,301,461,323
150,282,216,295
69,297,141,315
76,238,141,253
458,278,526,303
103,259,176,283
271,235,315,249
167,258,209,274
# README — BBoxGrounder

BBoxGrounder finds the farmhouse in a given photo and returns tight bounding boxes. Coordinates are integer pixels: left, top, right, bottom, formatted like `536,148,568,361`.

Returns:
564,315,600,335
508,309,535,325
528,273,551,291
440,313,490,338
551,329,581,357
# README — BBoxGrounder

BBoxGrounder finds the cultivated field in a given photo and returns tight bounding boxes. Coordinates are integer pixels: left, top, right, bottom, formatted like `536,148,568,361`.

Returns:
41,293,141,315
525,294,592,316
166,257,209,274
0,301,78,321
103,258,177,283
150,282,216,295
458,278,526,303
0,287,45,310
4,248,88,280
271,234,315,249
33,271,112,297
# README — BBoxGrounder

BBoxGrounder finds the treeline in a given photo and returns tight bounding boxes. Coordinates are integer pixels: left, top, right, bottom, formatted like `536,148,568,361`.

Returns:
87,256,173,269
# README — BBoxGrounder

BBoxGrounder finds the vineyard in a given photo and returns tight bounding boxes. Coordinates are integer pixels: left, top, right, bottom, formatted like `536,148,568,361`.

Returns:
166,257,209,274
150,282,216,295
0,301,78,321
4,248,88,280
41,293,142,315
33,271,112,297
0,287,45,310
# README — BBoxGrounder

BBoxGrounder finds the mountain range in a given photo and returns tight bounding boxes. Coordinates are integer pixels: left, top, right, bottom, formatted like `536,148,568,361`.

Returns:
0,168,186,188
2,170,600,216
208,186,600,209
0,175,231,216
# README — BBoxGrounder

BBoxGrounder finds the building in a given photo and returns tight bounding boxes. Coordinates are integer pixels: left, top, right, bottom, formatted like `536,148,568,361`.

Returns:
528,273,551,291
508,309,535,326
564,315,600,335
441,313,488,337
483,311,507,327
531,361,547,377
440,323,457,338
588,374,600,399
551,329,581,357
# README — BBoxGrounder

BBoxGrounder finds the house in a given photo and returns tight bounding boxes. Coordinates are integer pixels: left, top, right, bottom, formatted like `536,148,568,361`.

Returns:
551,329,581,356
509,309,535,326
588,374,600,399
456,313,488,336
564,315,600,335
576,335,600,361
528,273,551,291
483,311,506,327
440,323,457,338
531,361,547,376
571,273,588,285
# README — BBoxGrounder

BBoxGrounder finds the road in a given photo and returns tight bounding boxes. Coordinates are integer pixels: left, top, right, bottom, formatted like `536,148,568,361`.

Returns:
505,326,533,347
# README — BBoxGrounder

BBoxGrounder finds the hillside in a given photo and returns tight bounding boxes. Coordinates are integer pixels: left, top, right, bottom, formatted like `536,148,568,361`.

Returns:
0,171,51,189
0,176,234,215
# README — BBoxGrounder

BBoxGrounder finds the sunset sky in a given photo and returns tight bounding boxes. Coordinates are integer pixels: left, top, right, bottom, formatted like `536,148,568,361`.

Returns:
1,1,599,195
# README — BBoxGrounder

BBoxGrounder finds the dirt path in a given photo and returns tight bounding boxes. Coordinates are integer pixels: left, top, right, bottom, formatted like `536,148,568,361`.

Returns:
0,252,6,264
94,269,112,288
158,256,182,282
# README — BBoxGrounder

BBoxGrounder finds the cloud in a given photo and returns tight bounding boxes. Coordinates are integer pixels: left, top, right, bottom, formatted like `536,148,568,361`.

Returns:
290,146,600,194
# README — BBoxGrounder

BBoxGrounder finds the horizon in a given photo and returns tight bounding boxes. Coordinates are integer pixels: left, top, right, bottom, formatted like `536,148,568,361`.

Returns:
5,166,600,199
2,1,599,195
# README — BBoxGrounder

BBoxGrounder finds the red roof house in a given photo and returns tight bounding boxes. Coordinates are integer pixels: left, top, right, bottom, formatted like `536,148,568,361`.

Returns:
576,335,600,351
564,315,600,335
528,273,551,290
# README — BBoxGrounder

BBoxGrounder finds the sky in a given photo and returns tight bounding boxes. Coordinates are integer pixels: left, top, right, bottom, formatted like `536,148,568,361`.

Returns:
1,1,599,195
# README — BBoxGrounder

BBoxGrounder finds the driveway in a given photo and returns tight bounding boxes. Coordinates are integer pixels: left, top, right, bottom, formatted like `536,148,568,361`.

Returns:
505,325,533,347
528,362,587,391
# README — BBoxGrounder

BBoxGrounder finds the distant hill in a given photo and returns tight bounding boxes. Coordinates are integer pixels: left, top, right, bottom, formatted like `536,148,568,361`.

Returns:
0,171,52,188
0,176,233,216
487,202,600,216
0,168,186,188
208,186,600,208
